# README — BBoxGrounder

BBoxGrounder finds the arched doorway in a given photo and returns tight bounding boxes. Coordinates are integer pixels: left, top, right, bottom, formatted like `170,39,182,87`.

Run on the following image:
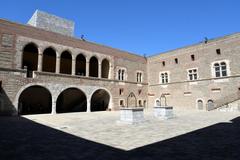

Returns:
22,43,38,77
91,89,110,111
197,99,203,110
18,86,52,115
207,99,214,110
60,51,72,74
89,56,98,77
56,88,87,113
42,47,56,73
75,54,86,76
101,59,109,78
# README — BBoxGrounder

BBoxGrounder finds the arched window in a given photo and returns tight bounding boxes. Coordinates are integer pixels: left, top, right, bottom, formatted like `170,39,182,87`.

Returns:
213,61,228,77
75,54,86,76
60,51,72,74
101,59,110,78
42,47,56,73
155,99,160,106
22,43,38,77
89,56,98,77
197,99,203,110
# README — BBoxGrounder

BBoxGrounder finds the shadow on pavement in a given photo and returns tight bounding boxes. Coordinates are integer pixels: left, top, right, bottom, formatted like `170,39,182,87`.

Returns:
0,116,240,160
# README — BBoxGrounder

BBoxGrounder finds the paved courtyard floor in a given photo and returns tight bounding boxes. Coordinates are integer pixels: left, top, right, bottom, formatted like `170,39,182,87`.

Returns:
0,109,240,160
24,109,239,150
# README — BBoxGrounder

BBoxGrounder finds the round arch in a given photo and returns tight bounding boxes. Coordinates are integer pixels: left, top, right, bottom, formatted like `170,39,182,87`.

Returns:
56,87,87,113
90,88,111,112
60,50,72,74
154,98,160,106
89,56,99,77
18,85,52,115
22,42,39,77
196,99,204,110
101,58,110,78
207,99,214,111
75,54,86,76
42,47,56,73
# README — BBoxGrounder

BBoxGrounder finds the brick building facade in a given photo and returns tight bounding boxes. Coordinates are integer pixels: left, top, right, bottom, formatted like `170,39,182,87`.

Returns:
0,11,239,115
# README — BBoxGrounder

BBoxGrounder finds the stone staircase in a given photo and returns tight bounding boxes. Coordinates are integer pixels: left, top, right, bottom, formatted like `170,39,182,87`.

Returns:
209,92,240,112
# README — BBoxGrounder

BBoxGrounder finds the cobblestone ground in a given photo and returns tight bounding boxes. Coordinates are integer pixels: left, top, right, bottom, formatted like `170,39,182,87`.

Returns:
0,109,240,160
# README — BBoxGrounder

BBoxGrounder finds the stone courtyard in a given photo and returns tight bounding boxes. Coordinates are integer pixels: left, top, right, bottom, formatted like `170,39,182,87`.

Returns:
1,109,239,159
23,109,239,150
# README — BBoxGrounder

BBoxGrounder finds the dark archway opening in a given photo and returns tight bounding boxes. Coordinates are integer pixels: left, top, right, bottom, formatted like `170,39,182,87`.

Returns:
22,43,38,77
101,59,110,78
60,51,72,74
42,47,56,73
89,56,98,77
75,54,86,76
56,88,87,113
91,89,110,112
18,86,52,115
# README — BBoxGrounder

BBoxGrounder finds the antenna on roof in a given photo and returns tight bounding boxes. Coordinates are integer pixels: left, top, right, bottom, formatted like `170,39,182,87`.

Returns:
81,35,86,41
204,37,208,44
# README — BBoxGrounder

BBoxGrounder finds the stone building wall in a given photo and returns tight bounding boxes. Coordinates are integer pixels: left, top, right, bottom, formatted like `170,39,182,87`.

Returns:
0,19,148,115
147,33,240,110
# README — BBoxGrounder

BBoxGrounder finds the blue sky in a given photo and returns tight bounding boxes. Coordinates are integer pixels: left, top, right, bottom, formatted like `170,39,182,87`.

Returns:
0,0,239,56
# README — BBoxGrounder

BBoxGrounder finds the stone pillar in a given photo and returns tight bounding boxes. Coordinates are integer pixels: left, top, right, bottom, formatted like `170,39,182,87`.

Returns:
56,55,60,74
72,57,76,75
37,53,43,72
98,62,101,78
109,64,113,79
51,98,56,115
86,60,89,77
87,98,91,112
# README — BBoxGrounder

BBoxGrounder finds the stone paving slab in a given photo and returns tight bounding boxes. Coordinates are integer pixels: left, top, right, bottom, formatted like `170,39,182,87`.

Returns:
23,109,240,151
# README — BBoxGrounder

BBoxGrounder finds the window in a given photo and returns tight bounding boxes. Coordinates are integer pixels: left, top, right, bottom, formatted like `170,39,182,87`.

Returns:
188,68,198,81
175,58,178,64
191,54,195,61
117,68,126,81
162,61,165,66
119,100,125,107
119,88,124,95
138,100,142,107
216,49,221,55
213,62,228,77
136,71,143,83
160,72,169,84
138,89,142,95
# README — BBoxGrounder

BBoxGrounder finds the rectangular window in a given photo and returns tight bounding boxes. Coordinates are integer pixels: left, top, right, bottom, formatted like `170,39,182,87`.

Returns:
191,55,195,61
136,72,143,83
119,100,125,107
216,49,221,55
162,61,165,66
175,58,178,64
160,72,169,84
188,69,198,81
119,88,124,95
